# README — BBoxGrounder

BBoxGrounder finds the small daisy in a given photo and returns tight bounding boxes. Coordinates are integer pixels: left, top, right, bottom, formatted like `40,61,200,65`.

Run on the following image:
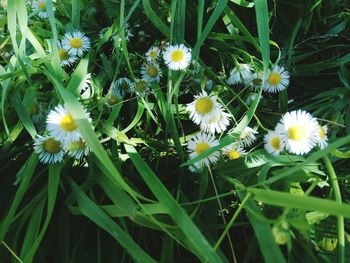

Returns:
34,135,64,164
141,63,162,83
132,79,150,96
46,104,91,144
186,91,222,125
245,92,262,105
163,43,192,70
200,110,231,134
264,65,290,93
246,71,263,91
316,125,328,149
62,31,91,57
277,110,318,155
222,144,246,160
57,41,77,66
187,132,220,172
264,130,285,156
112,77,132,96
30,101,45,123
105,85,124,107
237,126,258,147
227,63,252,85
31,0,48,19
145,46,161,62
64,138,90,159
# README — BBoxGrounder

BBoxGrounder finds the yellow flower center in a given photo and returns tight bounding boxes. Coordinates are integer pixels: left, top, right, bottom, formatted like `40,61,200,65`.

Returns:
227,150,240,160
288,125,307,141
195,142,209,155
319,127,326,139
60,114,77,131
268,72,281,85
147,66,158,77
252,78,262,85
38,2,46,9
271,137,281,150
44,138,61,153
69,38,83,49
149,50,157,59
68,139,86,151
135,81,147,92
31,103,39,115
195,97,214,114
58,48,69,60
171,50,184,62
108,95,119,105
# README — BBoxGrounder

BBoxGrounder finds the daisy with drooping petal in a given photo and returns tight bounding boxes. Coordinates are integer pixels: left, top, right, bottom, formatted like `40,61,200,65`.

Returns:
316,125,328,149
80,73,93,100
30,101,45,123
105,84,124,107
227,63,252,85
141,63,162,83
246,71,263,91
264,65,290,93
132,79,150,96
32,0,48,19
163,43,192,70
34,135,64,164
264,130,285,156
46,104,91,144
64,138,90,160
200,110,231,134
62,31,91,57
145,46,161,62
187,132,220,172
237,126,258,147
186,91,222,125
276,110,318,155
222,144,246,160
57,41,77,66
112,77,132,96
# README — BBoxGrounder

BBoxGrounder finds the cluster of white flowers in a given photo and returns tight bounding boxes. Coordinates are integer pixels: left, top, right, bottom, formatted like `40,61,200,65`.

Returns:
34,104,91,164
227,62,290,94
264,110,328,156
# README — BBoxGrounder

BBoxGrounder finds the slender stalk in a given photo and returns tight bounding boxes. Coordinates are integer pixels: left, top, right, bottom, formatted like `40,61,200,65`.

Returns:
1,241,23,263
207,166,237,263
323,156,344,263
214,192,252,250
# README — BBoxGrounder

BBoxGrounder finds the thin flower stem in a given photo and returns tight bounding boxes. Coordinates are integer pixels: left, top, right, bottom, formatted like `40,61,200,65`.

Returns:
323,156,344,263
207,166,237,263
214,192,252,251
1,241,23,263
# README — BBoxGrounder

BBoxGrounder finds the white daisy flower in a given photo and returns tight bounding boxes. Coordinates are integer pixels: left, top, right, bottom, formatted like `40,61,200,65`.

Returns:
112,77,132,96
317,125,328,149
163,43,192,70
64,138,90,160
30,101,45,123
264,130,285,156
57,41,77,66
62,31,91,57
105,84,124,107
200,110,231,134
46,104,91,144
145,46,161,62
227,63,252,85
141,63,162,83
1,50,13,58
32,0,48,19
222,144,246,160
186,91,222,125
34,135,64,164
187,132,220,172
277,110,318,155
132,79,150,96
237,126,258,147
246,71,263,91
264,65,290,93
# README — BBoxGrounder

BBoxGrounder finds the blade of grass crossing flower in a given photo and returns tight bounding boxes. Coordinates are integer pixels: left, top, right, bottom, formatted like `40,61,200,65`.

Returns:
0,153,38,241
66,57,89,95
125,144,227,263
69,180,157,263
142,0,170,37
23,164,61,262
72,0,80,28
